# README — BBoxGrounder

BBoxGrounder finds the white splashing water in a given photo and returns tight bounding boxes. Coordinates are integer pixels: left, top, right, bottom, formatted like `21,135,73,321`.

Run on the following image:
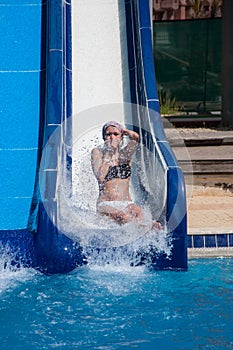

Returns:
42,184,172,269
54,129,172,268
0,243,36,294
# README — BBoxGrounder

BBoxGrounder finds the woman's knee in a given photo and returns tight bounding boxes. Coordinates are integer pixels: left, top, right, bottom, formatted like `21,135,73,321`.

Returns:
115,211,131,225
126,203,142,219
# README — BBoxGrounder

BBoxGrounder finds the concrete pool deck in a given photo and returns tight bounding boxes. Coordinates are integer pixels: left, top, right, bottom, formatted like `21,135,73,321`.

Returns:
187,185,233,257
167,126,233,257
188,185,233,235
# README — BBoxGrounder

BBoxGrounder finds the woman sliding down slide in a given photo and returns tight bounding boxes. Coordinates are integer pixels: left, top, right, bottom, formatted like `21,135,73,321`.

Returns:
91,121,162,230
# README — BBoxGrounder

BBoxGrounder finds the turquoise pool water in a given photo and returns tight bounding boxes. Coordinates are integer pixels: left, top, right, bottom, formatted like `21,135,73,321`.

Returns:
0,258,233,349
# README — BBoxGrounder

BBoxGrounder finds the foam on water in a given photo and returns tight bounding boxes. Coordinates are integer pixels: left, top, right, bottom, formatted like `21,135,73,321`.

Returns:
1,259,233,350
0,244,37,294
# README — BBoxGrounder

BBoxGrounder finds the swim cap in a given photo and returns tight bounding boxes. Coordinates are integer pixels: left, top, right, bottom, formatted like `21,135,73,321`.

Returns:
102,121,124,139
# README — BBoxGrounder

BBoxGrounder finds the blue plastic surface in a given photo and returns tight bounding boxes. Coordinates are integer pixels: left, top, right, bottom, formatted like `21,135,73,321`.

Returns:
0,1,44,229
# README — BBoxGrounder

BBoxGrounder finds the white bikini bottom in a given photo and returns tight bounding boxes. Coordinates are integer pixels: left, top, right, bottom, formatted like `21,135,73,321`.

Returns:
97,201,134,212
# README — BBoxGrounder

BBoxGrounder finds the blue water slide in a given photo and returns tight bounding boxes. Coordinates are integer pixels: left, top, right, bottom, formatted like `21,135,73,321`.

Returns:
0,0,187,273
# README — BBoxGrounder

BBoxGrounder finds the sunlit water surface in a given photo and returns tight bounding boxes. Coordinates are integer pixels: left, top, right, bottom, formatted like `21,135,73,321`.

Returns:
0,258,233,350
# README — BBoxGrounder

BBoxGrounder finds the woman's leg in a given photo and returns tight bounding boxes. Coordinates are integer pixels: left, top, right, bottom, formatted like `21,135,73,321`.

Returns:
103,203,143,224
98,202,163,229
125,203,143,221
97,203,132,225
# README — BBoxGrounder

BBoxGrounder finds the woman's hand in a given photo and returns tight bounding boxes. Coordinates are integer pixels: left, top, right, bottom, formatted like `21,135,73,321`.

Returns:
103,142,115,156
122,128,140,143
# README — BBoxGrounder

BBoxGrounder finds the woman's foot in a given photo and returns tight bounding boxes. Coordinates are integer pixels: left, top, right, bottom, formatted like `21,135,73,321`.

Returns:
151,221,163,230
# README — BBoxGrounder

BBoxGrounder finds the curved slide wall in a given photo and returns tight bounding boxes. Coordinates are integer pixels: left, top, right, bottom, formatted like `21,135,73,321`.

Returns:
124,0,187,269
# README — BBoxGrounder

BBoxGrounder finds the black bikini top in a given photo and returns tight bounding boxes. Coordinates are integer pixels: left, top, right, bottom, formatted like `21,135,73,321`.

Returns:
104,163,131,183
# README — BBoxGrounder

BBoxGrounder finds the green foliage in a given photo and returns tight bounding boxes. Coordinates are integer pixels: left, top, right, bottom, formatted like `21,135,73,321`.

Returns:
158,90,179,115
